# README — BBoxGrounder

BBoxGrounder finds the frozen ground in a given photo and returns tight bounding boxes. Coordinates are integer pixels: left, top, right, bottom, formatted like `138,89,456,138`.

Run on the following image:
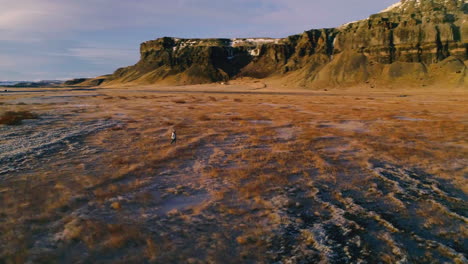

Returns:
0,87,467,263
0,115,120,175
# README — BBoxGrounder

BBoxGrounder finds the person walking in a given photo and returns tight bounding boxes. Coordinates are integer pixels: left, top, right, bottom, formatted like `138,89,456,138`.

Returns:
171,129,177,144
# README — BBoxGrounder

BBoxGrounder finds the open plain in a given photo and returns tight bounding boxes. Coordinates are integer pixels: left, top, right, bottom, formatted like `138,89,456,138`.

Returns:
0,84,467,263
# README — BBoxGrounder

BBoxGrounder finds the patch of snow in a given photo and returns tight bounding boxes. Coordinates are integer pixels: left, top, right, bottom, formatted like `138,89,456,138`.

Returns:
317,121,368,133
381,1,403,12
394,116,427,121
157,192,209,215
338,18,368,29
276,127,295,140
230,38,281,47
249,120,272,125
0,116,121,176
249,48,261,56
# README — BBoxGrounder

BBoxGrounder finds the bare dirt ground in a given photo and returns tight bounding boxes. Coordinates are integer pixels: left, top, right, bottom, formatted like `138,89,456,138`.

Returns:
0,85,467,263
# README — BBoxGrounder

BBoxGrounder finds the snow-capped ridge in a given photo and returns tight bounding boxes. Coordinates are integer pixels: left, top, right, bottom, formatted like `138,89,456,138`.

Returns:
381,1,403,13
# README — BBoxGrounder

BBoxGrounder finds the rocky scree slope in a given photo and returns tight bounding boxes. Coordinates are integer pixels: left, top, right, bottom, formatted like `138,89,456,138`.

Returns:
94,0,467,88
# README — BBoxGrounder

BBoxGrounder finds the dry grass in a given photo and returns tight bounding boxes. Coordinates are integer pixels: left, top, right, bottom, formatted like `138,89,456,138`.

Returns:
1,88,467,263
198,114,211,121
0,111,38,125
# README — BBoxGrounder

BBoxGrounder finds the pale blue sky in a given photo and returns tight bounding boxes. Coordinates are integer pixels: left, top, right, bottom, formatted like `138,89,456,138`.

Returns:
0,0,397,80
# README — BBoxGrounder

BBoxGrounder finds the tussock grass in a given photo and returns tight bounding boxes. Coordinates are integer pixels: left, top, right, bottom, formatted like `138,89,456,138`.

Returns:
198,114,211,121
2,90,467,263
230,116,243,121
0,111,38,125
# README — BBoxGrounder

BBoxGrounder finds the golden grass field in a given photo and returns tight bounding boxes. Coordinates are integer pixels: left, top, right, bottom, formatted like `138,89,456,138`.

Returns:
0,84,467,263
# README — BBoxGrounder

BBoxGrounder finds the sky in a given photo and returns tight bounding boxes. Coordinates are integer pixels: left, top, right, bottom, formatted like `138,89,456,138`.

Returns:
0,0,397,81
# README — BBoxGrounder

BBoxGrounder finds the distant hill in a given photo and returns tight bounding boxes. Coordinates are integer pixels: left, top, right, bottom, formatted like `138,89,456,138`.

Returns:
0,80,64,88
63,75,110,86
77,0,467,89
0,81,21,86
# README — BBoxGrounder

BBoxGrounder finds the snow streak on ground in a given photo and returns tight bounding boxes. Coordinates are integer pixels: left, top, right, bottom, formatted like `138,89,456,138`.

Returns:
0,89,466,263
0,115,120,175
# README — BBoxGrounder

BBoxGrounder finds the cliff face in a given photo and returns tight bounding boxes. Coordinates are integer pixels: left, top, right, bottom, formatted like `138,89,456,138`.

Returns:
101,0,467,88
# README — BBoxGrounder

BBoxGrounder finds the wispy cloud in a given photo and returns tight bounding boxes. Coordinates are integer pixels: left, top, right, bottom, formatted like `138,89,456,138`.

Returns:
51,47,138,65
1,0,397,38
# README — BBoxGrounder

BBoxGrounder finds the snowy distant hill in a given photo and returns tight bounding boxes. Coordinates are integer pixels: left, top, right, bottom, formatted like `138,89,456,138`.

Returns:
0,80,64,87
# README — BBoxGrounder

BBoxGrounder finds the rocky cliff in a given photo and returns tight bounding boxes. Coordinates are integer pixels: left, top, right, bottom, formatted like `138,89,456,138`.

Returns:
98,0,467,88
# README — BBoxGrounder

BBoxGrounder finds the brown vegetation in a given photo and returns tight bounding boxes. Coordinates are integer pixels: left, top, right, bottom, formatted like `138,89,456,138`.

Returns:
0,111,38,125
0,87,466,263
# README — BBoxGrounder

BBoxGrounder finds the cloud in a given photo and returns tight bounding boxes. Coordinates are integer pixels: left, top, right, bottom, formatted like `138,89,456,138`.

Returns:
0,9,45,30
0,52,63,80
51,46,138,65
0,0,398,80
0,0,398,38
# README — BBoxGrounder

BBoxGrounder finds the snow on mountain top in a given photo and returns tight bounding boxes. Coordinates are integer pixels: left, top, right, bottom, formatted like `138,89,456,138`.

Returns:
380,1,403,12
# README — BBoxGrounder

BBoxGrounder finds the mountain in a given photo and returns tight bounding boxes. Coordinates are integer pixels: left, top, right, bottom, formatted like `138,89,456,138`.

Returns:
83,0,467,88
64,75,110,86
0,80,64,87
0,81,21,86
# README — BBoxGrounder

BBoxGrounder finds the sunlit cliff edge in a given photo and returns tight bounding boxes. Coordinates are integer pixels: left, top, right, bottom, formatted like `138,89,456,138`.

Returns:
70,0,467,89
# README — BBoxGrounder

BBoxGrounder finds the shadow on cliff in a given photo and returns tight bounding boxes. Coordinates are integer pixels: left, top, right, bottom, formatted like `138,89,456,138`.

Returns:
70,0,467,89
